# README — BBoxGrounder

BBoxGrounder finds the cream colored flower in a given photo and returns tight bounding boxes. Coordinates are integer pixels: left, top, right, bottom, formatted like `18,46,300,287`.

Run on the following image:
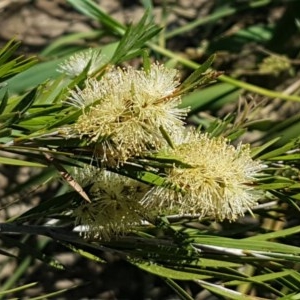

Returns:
66,63,188,163
58,48,105,77
72,167,150,240
66,79,103,109
143,131,265,221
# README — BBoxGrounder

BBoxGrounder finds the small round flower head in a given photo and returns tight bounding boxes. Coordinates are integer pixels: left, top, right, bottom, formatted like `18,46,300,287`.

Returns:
66,63,189,164
58,48,105,77
143,131,265,221
72,167,150,240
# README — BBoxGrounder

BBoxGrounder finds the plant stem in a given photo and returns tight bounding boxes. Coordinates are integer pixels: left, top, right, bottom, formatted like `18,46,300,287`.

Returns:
148,42,300,102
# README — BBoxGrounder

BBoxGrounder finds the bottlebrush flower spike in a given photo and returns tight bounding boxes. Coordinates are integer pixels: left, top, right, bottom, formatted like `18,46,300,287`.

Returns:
72,167,150,240
65,63,189,164
143,131,265,221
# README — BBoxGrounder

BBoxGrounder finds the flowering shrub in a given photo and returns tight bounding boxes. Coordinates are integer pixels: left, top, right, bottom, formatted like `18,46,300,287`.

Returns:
52,50,265,239
1,7,300,298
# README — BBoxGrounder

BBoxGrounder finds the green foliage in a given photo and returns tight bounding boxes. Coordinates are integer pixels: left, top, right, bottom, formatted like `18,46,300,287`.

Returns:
0,39,37,82
1,1,300,299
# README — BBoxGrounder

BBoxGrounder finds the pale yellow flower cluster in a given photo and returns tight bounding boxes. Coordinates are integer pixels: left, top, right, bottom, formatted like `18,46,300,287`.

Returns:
65,63,188,163
72,167,149,240
142,131,264,221
62,55,264,239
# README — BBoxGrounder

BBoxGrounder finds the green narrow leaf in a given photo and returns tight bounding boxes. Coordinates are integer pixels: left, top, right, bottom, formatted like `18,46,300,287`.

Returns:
67,0,125,34
0,39,37,81
0,282,38,296
180,54,215,90
62,243,106,263
130,260,211,280
159,125,174,149
110,11,161,64
4,166,56,197
179,83,240,113
6,59,62,94
194,258,240,268
197,280,259,300
20,105,64,121
226,270,295,286
16,189,75,222
0,63,15,78
278,292,300,300
29,285,81,300
46,107,81,129
0,87,8,114
137,171,166,186
0,128,11,138
0,39,20,65
245,225,300,241
10,87,37,114
164,278,194,300
41,30,102,57
191,235,300,255
0,156,46,167
0,112,19,122
258,183,292,190
259,139,299,160
0,256,32,296
1,235,64,270
251,137,281,158
266,154,300,161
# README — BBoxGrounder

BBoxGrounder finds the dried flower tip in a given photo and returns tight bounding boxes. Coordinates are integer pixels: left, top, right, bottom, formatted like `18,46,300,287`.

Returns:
143,131,265,221
258,54,291,76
